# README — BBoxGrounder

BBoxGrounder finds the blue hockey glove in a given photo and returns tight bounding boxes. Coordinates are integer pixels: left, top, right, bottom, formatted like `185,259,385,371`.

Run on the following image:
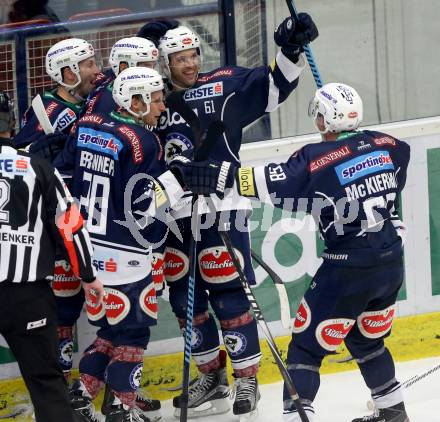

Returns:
274,13,319,61
169,154,236,199
137,19,180,46
28,131,67,163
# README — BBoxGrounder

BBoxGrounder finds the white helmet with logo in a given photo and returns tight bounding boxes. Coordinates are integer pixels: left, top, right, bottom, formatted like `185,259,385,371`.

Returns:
308,83,363,134
109,37,159,76
46,38,95,89
159,25,201,78
113,66,163,118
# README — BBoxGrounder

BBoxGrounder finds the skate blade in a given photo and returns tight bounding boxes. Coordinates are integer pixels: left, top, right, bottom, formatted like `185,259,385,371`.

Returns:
174,398,230,419
137,408,161,421
238,408,259,422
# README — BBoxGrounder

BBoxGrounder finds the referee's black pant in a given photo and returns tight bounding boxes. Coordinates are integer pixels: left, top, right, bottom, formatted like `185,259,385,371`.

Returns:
0,281,75,422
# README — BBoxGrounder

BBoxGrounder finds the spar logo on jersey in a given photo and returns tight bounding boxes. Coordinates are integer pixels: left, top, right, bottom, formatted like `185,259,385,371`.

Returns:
105,288,131,325
292,298,312,334
93,257,118,273
85,288,106,321
357,306,395,339
198,247,244,284
223,331,247,356
139,282,158,320
52,259,81,297
316,318,355,351
164,132,193,163
54,108,77,131
78,127,123,159
334,150,394,185
183,82,223,101
164,247,189,282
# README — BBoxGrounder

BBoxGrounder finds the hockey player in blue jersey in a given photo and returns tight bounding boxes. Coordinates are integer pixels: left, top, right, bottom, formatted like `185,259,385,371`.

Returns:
55,67,183,422
170,83,411,422
12,37,101,383
140,14,319,420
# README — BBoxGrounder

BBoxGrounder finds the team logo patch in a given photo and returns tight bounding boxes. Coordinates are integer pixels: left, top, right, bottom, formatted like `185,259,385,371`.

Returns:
59,339,74,366
357,306,395,339
309,145,352,173
139,283,158,320
129,363,143,390
292,298,311,334
105,288,131,325
223,331,247,356
198,247,244,284
335,150,394,185
164,132,192,163
77,127,123,159
53,108,76,131
315,318,355,351
85,289,106,321
152,253,165,291
52,260,81,297
164,247,189,282
191,327,203,349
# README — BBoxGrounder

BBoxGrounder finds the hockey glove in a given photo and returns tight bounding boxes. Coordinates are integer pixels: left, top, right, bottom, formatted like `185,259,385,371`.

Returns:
274,13,319,61
28,131,67,163
137,19,180,46
169,155,236,199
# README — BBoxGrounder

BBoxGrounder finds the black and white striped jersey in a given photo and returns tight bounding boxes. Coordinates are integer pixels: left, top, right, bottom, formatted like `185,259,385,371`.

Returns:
0,138,96,284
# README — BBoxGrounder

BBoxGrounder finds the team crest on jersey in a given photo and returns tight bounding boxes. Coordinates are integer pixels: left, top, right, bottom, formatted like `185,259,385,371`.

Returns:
129,363,143,389
139,282,158,320
183,82,223,101
223,331,247,356
54,108,76,131
164,132,193,163
315,318,355,351
59,339,74,366
335,150,394,185
152,252,165,291
85,289,106,321
78,128,123,159
198,247,243,284
52,260,81,297
357,306,395,339
105,288,131,325
292,298,312,334
164,247,189,282
191,327,203,349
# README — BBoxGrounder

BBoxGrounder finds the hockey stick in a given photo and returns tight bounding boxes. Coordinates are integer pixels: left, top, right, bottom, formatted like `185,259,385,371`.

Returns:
285,0,323,88
166,91,225,422
366,361,440,410
250,249,292,330
31,94,54,134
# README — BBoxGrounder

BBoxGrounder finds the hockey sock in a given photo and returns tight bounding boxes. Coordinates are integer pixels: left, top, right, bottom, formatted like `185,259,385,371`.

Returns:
106,345,144,407
178,312,221,373
221,312,261,377
57,325,74,381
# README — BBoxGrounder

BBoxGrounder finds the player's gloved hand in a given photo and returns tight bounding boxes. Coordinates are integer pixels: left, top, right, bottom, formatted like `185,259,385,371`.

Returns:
137,19,180,46
28,131,67,163
169,154,236,198
274,13,319,61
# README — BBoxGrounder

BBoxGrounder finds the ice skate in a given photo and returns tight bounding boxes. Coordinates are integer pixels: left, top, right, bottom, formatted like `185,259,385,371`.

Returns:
69,379,105,422
173,366,230,418
231,376,260,422
105,396,150,422
352,402,410,422
101,384,161,421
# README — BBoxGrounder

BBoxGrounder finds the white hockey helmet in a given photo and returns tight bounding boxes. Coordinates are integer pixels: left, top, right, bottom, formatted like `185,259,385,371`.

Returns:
159,25,201,78
113,66,164,118
45,38,95,89
109,37,159,76
308,83,363,134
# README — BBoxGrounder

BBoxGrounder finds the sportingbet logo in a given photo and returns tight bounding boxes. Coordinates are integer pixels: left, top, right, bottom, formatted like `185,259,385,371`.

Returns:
78,128,122,158
335,150,394,185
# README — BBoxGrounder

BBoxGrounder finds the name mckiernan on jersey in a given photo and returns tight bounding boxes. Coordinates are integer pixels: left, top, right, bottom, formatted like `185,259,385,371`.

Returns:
345,172,397,201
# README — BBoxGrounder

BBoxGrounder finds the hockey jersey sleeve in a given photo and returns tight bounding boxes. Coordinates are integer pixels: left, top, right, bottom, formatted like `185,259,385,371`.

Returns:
43,166,96,282
235,146,312,213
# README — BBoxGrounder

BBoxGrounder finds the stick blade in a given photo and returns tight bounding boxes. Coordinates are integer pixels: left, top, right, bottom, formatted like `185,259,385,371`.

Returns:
31,94,54,134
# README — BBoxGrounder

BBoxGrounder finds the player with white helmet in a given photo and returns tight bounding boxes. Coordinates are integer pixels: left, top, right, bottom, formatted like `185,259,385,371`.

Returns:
141,15,319,421
54,67,173,422
170,82,411,422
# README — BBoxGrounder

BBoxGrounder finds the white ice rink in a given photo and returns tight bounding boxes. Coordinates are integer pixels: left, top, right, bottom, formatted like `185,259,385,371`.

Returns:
158,357,440,422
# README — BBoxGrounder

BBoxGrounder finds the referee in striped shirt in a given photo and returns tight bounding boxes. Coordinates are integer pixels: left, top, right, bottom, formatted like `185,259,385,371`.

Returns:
0,91,105,422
